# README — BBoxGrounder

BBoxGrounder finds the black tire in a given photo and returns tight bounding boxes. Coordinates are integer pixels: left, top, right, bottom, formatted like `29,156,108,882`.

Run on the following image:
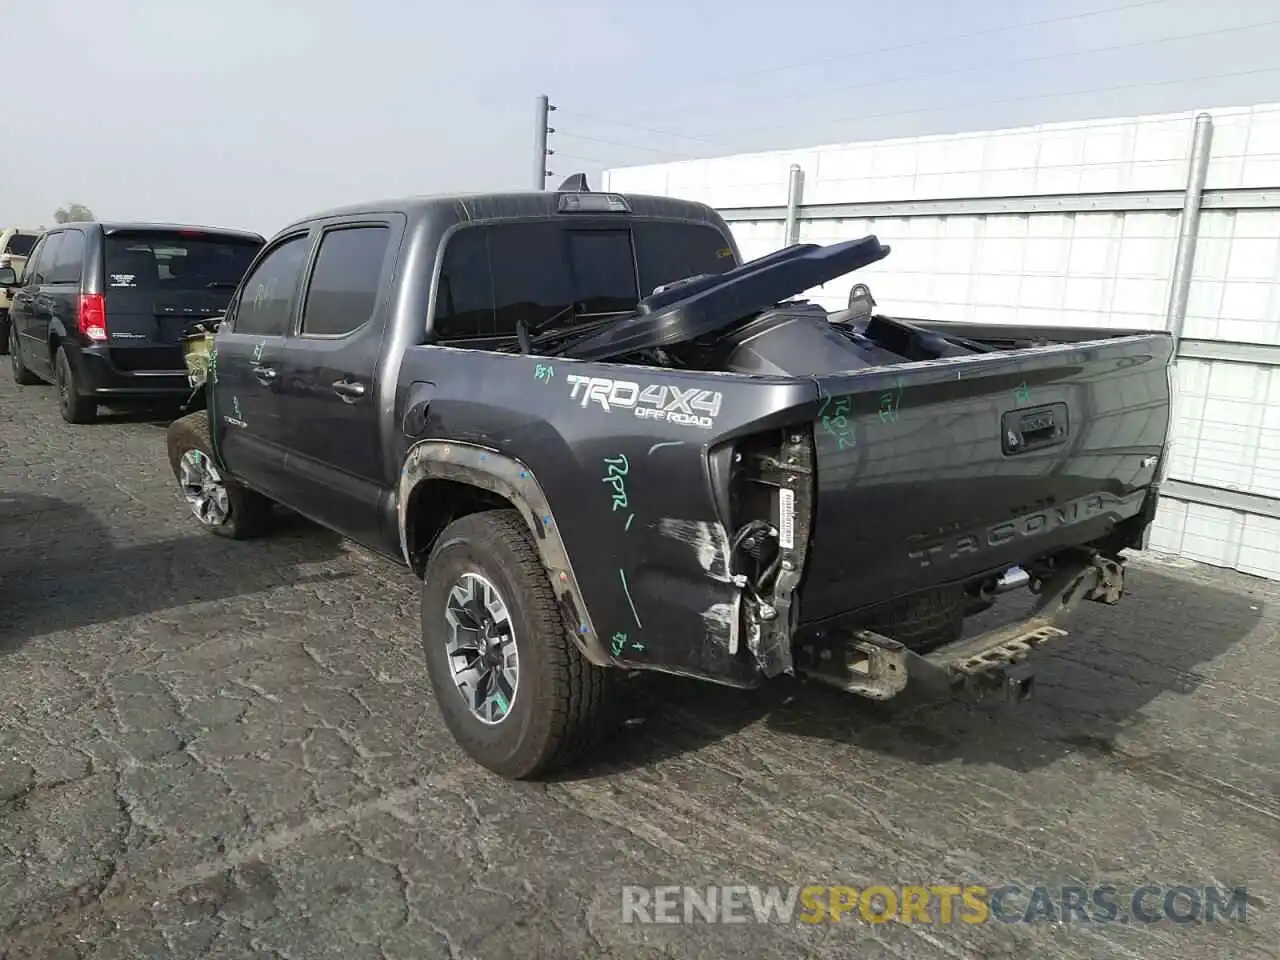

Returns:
421,509,611,779
8,324,39,385
54,345,97,423
0,312,10,355
166,409,273,539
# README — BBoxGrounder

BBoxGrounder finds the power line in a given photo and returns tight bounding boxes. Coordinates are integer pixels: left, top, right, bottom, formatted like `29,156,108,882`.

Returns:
558,18,1278,160
650,18,1280,120
553,151,613,167
703,63,1280,145
555,131,692,161
617,0,1182,118
554,111,733,149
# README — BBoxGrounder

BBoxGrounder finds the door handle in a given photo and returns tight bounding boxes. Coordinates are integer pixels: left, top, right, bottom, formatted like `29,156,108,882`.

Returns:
332,379,367,402
252,363,278,385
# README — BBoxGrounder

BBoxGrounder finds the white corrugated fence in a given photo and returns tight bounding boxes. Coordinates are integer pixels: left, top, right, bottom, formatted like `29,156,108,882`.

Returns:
602,103,1280,578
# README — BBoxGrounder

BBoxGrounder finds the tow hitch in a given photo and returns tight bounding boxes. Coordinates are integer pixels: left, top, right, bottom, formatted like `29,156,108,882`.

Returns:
797,551,1124,701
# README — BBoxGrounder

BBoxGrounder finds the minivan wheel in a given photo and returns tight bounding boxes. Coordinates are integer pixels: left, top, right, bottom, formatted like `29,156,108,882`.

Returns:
166,409,273,539
420,509,611,779
9,325,39,385
54,345,97,423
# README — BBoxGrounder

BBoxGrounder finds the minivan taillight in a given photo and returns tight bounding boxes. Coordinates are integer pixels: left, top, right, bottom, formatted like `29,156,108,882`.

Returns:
78,294,107,342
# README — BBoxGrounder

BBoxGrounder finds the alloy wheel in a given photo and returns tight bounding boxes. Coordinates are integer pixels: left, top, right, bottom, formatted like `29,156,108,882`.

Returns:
443,572,519,724
178,448,231,527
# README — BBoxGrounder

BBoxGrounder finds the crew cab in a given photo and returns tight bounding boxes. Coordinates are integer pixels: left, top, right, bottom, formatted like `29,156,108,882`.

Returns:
166,179,1175,779
0,222,263,422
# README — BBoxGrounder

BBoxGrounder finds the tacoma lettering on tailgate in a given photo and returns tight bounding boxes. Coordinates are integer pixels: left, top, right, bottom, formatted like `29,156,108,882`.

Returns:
907,493,1106,568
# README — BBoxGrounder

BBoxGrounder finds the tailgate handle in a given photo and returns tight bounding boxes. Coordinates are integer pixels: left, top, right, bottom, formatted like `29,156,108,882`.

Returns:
1020,412,1056,442
1003,403,1068,455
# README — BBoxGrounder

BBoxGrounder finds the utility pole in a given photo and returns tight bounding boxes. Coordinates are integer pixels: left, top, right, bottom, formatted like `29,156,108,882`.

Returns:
534,95,556,190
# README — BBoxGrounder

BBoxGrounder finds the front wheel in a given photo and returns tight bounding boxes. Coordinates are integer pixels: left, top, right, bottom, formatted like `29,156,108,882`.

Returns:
166,410,273,539
420,509,611,779
0,312,10,355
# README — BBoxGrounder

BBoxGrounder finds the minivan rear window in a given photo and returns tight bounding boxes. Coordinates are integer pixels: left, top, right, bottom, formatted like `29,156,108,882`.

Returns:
5,234,37,257
104,232,262,293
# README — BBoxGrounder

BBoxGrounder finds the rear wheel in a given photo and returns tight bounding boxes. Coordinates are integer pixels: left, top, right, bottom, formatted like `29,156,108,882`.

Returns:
9,325,39,385
166,409,272,539
54,345,97,423
420,509,611,779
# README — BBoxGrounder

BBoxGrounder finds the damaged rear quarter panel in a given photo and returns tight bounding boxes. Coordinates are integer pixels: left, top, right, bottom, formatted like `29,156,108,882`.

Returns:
396,346,814,687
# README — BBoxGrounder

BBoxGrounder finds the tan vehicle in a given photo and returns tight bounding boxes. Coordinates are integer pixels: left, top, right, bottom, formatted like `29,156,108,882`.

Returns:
0,228,41,355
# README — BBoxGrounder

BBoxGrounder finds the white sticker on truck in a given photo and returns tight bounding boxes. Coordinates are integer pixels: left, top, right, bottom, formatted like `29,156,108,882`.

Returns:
566,374,723,430
778,487,795,550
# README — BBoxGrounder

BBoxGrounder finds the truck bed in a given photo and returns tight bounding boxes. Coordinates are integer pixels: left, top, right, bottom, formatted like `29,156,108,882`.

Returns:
393,233,1173,690
394,324,1172,690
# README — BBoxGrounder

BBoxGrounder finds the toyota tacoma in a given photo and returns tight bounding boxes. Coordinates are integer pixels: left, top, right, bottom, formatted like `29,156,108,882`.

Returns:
166,177,1176,779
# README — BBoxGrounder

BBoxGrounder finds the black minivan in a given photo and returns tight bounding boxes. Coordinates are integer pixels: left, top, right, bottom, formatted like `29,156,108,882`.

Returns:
0,222,265,422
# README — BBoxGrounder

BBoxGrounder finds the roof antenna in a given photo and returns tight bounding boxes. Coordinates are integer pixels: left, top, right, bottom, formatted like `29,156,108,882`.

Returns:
558,173,590,192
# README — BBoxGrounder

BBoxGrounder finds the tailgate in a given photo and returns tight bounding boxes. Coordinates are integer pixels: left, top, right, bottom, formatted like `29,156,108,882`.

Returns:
799,333,1173,625
104,288,231,371
105,287,230,343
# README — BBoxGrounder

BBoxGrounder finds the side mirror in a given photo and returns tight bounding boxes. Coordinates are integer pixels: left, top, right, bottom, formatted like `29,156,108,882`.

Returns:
0,266,17,286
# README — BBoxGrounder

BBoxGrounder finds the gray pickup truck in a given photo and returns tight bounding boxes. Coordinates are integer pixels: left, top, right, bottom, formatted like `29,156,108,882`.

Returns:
167,177,1175,779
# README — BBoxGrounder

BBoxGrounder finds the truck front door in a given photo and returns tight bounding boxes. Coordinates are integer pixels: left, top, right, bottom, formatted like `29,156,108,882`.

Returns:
213,231,312,499
275,219,401,551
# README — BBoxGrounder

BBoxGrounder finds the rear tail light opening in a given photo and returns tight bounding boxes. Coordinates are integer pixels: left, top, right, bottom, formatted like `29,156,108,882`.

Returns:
78,293,107,342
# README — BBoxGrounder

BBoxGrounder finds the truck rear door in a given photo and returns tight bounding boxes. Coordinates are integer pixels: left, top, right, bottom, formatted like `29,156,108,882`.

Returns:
275,217,404,550
799,334,1174,625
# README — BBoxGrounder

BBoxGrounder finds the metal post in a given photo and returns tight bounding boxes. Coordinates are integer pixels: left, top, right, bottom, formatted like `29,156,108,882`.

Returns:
783,164,805,245
534,95,550,191
1165,112,1214,344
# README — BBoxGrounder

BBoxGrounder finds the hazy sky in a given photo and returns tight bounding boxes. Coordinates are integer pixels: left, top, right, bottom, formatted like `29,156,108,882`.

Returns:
3,0,1278,237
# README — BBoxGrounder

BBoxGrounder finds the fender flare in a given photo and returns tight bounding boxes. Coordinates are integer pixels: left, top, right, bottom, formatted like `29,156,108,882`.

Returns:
397,439,610,667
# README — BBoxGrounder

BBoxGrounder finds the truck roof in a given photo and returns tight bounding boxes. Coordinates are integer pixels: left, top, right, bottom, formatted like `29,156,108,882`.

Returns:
284,190,727,233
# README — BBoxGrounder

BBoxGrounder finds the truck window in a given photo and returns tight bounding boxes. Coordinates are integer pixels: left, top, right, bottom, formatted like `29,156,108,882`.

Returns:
433,219,735,345
231,235,309,337
4,234,37,257
300,225,390,337
633,221,736,295
48,231,84,284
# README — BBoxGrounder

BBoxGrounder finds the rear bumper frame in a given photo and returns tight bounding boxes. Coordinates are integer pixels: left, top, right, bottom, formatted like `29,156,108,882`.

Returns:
796,550,1124,701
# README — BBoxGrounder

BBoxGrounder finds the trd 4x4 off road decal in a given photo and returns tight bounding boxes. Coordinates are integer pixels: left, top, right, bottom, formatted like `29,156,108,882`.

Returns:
566,374,723,429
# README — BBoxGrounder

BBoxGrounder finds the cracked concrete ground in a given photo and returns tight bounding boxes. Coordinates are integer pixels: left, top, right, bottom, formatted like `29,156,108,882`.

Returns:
1,373,1277,960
